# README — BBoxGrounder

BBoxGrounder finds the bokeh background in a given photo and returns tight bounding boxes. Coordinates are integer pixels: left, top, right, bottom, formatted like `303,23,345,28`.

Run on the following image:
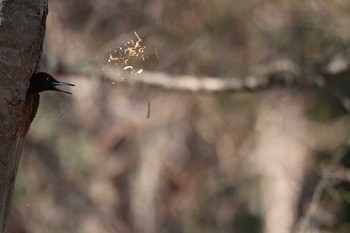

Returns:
8,1,350,233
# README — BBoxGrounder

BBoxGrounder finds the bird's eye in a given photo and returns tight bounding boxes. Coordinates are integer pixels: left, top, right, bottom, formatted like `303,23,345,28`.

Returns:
46,77,50,81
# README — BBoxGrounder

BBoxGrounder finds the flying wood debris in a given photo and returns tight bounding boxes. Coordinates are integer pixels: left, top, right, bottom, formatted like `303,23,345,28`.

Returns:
147,101,151,119
108,32,146,75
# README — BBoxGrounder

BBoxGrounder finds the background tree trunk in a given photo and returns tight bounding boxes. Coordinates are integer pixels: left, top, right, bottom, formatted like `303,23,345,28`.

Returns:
0,1,48,232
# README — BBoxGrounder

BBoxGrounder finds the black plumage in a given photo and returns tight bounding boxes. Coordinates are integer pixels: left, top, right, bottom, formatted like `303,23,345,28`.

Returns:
29,72,75,94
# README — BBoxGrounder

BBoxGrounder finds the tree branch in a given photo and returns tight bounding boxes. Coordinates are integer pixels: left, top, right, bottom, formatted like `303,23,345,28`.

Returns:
63,56,349,93
0,1,48,232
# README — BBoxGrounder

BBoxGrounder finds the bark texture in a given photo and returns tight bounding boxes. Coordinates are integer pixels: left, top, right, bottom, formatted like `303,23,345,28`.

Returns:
0,1,48,232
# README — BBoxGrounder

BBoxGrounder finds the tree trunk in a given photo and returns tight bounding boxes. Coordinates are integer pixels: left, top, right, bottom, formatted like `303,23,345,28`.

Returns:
0,1,48,232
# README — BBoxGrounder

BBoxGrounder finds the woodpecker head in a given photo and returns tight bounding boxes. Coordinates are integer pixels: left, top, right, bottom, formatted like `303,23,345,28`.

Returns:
30,72,75,94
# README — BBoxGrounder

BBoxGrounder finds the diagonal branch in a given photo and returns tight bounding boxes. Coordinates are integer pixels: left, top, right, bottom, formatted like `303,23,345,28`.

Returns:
296,140,350,233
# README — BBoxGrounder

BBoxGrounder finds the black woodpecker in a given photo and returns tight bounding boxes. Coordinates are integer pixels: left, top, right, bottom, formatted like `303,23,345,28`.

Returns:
26,72,75,124
29,72,75,94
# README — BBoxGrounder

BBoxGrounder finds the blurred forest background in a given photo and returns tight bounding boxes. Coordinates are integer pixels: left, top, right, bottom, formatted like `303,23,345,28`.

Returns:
8,0,350,233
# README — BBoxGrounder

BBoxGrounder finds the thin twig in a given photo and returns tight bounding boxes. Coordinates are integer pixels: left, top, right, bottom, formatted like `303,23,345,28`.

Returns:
296,139,350,232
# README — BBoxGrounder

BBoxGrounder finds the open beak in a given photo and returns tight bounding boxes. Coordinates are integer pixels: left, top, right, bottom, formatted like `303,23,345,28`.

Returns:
51,81,75,95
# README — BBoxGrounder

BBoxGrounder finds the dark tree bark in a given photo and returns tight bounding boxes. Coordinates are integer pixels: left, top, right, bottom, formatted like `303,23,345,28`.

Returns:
0,1,48,232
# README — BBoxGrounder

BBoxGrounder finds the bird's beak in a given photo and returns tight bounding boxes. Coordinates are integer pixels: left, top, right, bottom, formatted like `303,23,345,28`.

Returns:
51,81,75,95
